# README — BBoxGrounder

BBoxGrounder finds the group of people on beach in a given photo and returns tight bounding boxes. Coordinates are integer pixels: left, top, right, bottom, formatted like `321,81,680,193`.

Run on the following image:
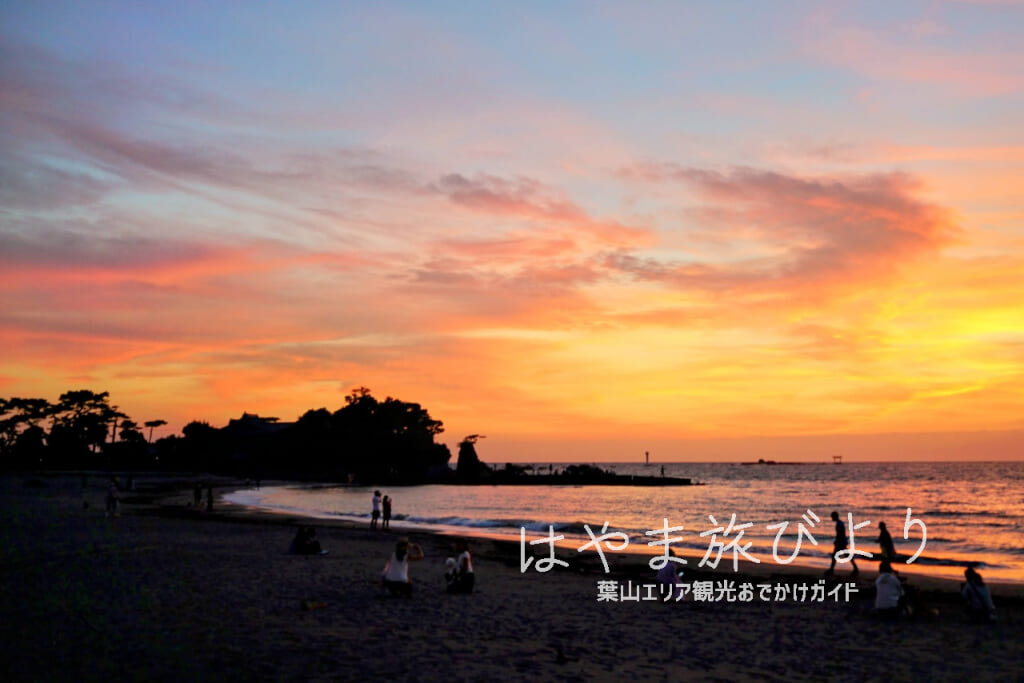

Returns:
856,513,998,622
380,537,475,598
284,488,476,597
371,491,474,596
826,513,911,578
874,558,995,622
653,507,996,622
370,490,392,530
293,494,1001,615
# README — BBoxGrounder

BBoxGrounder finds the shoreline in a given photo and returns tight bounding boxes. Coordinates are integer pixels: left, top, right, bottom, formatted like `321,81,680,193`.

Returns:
210,483,1024,598
218,498,1023,596
220,480,1024,590
3,474,1022,681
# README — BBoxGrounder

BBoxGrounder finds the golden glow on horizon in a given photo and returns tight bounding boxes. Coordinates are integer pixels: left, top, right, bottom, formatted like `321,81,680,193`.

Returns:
3,218,1023,456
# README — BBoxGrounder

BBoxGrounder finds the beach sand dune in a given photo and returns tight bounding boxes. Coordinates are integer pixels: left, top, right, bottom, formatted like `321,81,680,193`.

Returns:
1,476,1021,681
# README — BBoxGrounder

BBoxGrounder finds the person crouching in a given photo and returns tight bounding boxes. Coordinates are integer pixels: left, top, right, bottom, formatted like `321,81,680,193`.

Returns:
382,538,423,598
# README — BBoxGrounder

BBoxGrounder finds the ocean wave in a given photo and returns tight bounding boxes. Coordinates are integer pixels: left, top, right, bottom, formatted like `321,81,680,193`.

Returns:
927,509,1016,519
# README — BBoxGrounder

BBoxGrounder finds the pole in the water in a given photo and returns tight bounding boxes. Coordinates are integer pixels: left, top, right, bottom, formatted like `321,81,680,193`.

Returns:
645,451,649,465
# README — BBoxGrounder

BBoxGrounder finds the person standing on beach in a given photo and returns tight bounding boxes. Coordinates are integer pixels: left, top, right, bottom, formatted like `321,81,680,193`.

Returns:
371,490,382,530
877,521,896,563
382,494,392,530
105,477,120,517
828,510,858,576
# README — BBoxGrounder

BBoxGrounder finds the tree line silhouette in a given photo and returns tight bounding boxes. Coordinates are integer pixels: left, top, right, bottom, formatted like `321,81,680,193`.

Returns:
0,387,465,483
1,388,695,486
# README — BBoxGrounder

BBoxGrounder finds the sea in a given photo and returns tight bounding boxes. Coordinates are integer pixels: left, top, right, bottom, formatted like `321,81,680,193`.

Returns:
224,461,1024,584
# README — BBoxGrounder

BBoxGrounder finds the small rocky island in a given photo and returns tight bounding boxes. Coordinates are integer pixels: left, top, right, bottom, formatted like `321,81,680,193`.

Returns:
455,439,696,486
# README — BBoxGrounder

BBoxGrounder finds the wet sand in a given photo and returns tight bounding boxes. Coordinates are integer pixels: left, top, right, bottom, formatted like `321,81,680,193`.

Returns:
1,475,1022,681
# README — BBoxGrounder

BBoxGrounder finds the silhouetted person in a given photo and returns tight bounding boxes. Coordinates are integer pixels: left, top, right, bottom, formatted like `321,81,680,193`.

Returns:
371,490,382,530
877,521,896,563
206,485,213,512
828,510,858,576
382,494,392,530
105,477,120,517
962,567,996,621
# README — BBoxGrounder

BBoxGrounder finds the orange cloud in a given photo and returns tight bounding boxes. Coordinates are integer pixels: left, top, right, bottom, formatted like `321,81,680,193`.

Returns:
616,165,959,298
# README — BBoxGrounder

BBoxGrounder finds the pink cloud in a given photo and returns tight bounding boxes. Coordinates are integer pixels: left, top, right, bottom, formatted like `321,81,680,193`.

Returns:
803,26,1024,96
433,173,653,246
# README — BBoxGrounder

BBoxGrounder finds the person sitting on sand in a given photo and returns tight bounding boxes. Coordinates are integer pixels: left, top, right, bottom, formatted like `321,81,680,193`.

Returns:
877,521,896,563
655,552,686,602
289,527,305,554
444,557,458,589
874,561,904,619
446,539,475,594
903,581,939,619
382,538,424,597
290,526,327,555
961,567,996,622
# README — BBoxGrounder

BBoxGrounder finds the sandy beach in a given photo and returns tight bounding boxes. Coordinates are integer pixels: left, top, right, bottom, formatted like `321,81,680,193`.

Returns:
2,475,1022,682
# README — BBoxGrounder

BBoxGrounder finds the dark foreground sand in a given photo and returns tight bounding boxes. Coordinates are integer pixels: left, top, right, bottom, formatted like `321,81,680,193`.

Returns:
1,475,1022,682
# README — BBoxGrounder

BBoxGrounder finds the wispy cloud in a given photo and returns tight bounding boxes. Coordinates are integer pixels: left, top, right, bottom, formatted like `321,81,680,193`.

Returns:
801,22,1024,96
433,172,652,246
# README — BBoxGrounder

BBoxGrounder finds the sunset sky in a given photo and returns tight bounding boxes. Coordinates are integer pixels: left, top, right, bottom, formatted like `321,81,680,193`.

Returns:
2,2,1023,461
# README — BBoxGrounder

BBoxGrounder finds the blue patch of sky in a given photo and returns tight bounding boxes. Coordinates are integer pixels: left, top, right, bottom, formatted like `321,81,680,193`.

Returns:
394,2,790,103
8,1,1019,184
